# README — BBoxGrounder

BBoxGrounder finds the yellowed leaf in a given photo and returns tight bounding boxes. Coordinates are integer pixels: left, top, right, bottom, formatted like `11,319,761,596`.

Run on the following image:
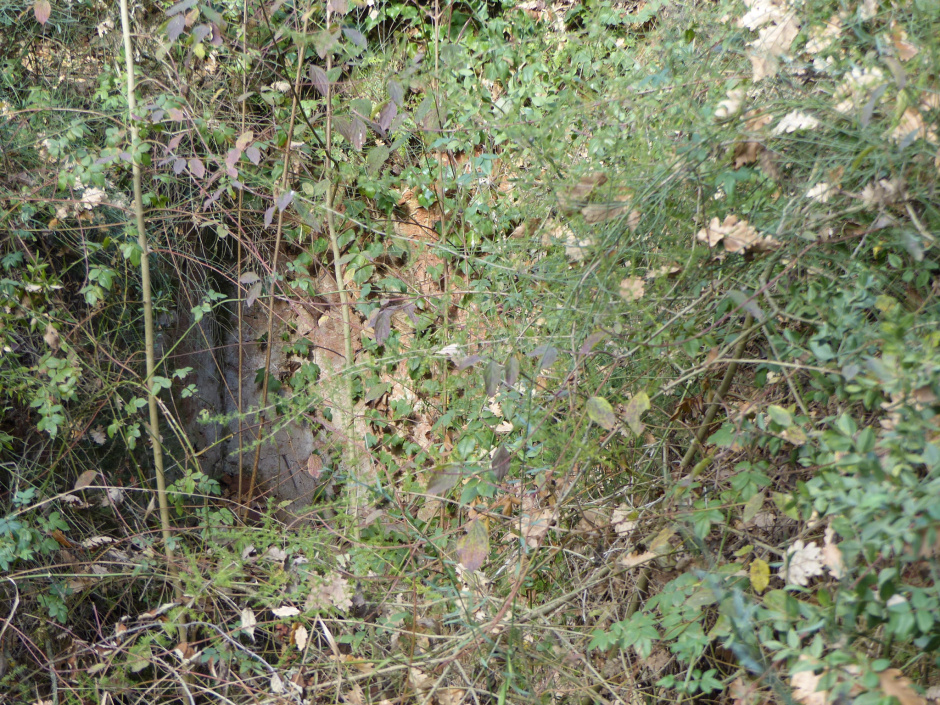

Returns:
750,558,770,593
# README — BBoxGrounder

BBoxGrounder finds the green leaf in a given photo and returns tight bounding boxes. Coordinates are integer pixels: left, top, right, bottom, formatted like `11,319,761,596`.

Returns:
586,396,616,430
743,492,764,524
623,392,650,435
767,405,792,427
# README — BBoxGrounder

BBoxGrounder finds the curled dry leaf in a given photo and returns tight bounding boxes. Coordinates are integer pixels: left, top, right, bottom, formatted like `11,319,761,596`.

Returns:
240,608,256,641
696,215,779,254
715,88,746,120
772,111,820,134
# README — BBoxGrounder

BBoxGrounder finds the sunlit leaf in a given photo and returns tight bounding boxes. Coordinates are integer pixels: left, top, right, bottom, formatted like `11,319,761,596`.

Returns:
235,130,253,150
623,392,650,435
586,396,616,430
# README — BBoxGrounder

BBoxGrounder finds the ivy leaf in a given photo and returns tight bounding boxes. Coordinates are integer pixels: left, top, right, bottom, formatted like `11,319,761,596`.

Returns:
34,0,51,25
456,519,489,572
623,392,650,435
586,396,616,430
750,558,770,593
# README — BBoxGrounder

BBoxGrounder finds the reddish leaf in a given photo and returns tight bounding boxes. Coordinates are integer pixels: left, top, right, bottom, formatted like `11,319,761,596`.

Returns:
456,519,489,572
165,0,196,16
245,145,261,165
374,309,391,345
225,148,241,168
527,344,558,369
426,467,462,496
173,158,186,174
309,65,329,97
191,23,211,43
378,101,398,133
188,157,205,178
34,0,51,25
342,27,367,49
579,331,607,356
167,133,184,151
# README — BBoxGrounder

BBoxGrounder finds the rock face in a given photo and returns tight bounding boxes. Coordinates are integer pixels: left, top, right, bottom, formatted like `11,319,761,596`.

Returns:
161,271,358,515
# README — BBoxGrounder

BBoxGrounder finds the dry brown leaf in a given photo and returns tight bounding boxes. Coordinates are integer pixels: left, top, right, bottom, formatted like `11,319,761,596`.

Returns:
754,12,800,56
804,15,842,54
620,550,656,567
438,688,466,705
521,508,554,548
821,524,844,578
791,664,828,705
879,669,926,705
619,277,646,302
748,51,779,81
890,22,919,61
559,172,607,212
733,140,764,168
890,108,938,145
582,197,633,223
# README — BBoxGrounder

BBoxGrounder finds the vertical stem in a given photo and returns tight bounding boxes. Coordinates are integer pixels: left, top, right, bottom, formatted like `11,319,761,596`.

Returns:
236,0,249,510
118,0,184,631
244,7,311,515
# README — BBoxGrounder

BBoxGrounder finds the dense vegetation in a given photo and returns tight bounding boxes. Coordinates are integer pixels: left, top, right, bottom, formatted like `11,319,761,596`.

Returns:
1,0,939,703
